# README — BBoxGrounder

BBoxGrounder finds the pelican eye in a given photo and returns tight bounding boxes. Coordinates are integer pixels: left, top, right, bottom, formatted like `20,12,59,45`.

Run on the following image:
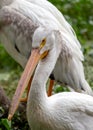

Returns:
40,38,46,49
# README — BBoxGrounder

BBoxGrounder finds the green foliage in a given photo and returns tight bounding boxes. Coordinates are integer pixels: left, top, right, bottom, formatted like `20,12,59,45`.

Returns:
49,0,93,42
0,115,29,130
11,113,29,130
0,118,11,130
54,84,69,93
0,44,20,70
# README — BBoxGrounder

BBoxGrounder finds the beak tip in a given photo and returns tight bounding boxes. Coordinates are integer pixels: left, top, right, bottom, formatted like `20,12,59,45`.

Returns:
8,114,12,121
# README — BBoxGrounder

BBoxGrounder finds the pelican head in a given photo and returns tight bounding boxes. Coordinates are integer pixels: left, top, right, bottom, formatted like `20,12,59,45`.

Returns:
32,26,56,55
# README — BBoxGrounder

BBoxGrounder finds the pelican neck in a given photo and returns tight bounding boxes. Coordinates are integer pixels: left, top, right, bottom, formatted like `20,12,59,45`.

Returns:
28,48,57,104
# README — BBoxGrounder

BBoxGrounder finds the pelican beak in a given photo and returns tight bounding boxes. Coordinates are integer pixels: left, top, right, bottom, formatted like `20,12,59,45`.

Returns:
8,48,48,120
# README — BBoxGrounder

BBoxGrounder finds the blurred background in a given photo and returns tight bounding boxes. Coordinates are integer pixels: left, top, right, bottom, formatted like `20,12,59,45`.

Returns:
0,0,93,129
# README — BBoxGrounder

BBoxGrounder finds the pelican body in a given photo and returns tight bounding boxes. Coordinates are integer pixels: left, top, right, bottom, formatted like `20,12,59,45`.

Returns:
11,27,93,130
26,27,93,130
0,0,92,95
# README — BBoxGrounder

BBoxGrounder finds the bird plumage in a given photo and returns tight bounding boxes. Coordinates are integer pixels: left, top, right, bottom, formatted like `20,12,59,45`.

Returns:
2,1,92,129
0,0,92,95
26,28,93,130
28,92,93,130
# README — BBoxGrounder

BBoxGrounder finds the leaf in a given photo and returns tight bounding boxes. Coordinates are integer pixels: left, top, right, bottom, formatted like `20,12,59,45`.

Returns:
1,119,11,130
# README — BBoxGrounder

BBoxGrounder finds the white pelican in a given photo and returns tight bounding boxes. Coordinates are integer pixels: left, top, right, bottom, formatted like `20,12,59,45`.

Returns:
0,0,93,117
8,26,93,130
0,0,92,96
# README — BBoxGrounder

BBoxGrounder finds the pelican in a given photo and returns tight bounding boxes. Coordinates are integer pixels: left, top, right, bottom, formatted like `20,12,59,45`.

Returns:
0,0,92,96
0,0,93,115
8,26,93,130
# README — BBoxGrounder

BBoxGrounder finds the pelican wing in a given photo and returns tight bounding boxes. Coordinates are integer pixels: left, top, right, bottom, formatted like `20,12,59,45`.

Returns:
0,6,37,67
2,0,83,62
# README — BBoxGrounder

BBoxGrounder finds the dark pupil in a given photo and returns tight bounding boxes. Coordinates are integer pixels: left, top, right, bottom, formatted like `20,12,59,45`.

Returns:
42,39,45,42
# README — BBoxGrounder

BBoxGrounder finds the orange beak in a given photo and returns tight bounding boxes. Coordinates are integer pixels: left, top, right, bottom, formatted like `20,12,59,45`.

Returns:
8,48,41,120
